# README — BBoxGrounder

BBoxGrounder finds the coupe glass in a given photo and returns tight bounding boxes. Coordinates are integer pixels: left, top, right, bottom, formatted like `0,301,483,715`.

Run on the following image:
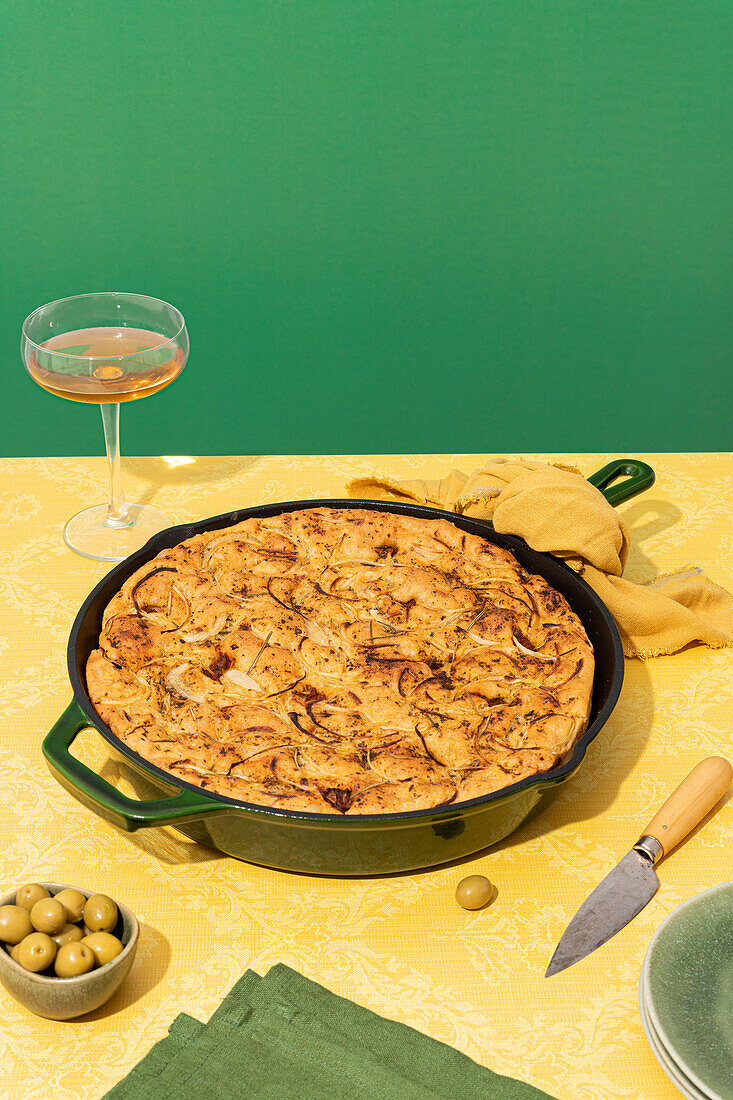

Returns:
22,292,189,562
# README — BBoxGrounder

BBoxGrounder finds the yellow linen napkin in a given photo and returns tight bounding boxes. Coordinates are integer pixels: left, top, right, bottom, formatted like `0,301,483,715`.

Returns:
348,461,733,659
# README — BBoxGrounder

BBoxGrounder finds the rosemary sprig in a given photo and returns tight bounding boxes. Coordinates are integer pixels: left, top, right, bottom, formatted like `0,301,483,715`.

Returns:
246,630,272,675
472,715,492,765
477,715,491,738
319,532,346,576
463,603,487,634
370,616,400,635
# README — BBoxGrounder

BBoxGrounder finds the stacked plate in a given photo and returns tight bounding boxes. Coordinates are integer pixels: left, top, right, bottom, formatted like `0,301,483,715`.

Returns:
639,882,733,1100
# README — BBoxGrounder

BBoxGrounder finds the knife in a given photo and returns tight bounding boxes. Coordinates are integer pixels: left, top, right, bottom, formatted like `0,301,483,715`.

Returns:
546,756,732,977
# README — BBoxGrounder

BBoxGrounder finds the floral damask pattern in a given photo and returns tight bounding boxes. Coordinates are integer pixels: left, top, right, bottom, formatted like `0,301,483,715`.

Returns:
1,453,731,1099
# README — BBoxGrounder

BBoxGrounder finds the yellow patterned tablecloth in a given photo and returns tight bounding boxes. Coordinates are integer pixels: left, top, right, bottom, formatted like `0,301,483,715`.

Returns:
1,453,732,1100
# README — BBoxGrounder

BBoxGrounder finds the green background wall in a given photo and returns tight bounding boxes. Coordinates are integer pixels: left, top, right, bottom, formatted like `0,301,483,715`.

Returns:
1,1,731,456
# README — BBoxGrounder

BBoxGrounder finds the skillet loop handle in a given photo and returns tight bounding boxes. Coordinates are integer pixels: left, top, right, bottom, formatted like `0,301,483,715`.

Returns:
43,700,219,832
587,459,655,507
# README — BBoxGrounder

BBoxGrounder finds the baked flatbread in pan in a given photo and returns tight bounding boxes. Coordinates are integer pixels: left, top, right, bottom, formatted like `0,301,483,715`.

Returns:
87,508,594,815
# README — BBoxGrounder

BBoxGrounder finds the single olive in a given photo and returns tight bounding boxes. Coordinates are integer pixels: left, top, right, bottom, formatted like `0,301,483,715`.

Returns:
9,943,23,963
54,941,95,978
54,888,86,923
83,894,118,933
82,931,124,967
15,884,51,911
17,932,57,973
30,897,67,935
455,875,494,911
0,905,33,945
52,923,85,948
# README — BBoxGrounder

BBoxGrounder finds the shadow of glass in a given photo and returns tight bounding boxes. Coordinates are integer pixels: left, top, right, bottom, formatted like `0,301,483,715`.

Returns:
77,922,171,1022
124,455,263,509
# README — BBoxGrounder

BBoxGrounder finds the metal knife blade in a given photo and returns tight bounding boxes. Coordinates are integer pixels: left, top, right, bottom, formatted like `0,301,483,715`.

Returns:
545,847,659,977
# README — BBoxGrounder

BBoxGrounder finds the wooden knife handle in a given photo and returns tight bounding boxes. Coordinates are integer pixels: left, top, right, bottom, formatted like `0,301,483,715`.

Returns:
641,757,732,858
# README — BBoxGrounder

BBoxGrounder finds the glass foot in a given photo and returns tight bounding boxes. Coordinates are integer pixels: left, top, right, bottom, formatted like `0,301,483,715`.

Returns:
64,503,172,562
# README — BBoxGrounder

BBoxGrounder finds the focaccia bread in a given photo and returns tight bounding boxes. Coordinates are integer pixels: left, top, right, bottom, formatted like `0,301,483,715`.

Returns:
86,507,594,815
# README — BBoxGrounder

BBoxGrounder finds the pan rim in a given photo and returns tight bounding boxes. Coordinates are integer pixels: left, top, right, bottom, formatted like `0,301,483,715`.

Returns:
67,497,624,826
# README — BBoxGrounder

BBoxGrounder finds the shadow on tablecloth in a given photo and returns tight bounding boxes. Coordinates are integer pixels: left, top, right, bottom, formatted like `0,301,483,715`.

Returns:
124,456,263,512
77,921,171,1023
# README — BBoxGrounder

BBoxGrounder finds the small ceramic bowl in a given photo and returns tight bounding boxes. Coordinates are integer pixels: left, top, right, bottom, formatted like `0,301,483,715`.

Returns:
0,881,139,1020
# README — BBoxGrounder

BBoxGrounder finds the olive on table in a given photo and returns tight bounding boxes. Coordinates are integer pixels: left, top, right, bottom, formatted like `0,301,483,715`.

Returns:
54,942,95,978
15,884,51,911
52,923,85,948
82,932,124,967
29,898,67,935
54,888,86,923
17,933,57,973
83,894,118,933
0,905,33,945
455,875,494,911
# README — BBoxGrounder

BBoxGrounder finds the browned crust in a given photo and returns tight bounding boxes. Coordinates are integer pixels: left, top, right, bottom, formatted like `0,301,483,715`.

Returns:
86,508,594,814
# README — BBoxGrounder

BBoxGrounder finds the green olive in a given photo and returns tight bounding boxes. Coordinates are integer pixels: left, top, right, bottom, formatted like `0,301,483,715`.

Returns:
30,897,67,935
52,923,84,948
0,905,33,944
15,884,51,911
54,942,95,978
17,932,57,973
82,932,124,967
54,888,86,923
9,943,23,963
455,875,494,911
83,894,118,933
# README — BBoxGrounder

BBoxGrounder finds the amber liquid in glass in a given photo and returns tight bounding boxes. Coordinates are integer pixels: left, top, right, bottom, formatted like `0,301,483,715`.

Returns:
27,326,184,403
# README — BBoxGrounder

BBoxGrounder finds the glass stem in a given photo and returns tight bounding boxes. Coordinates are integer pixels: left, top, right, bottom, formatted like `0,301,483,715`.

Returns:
100,403,131,528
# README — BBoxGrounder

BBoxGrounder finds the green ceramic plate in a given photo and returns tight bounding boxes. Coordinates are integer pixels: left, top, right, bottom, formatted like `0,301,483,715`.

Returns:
642,882,733,1100
639,986,708,1100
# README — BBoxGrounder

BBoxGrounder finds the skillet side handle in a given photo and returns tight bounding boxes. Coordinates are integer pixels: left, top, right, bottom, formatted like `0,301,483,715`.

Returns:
587,459,655,507
43,700,220,832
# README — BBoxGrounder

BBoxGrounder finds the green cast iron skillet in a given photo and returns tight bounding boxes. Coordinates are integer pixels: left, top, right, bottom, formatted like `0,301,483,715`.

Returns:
44,459,654,876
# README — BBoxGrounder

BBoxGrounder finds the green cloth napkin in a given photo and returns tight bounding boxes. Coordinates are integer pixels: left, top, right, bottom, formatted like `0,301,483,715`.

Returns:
105,965,555,1100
